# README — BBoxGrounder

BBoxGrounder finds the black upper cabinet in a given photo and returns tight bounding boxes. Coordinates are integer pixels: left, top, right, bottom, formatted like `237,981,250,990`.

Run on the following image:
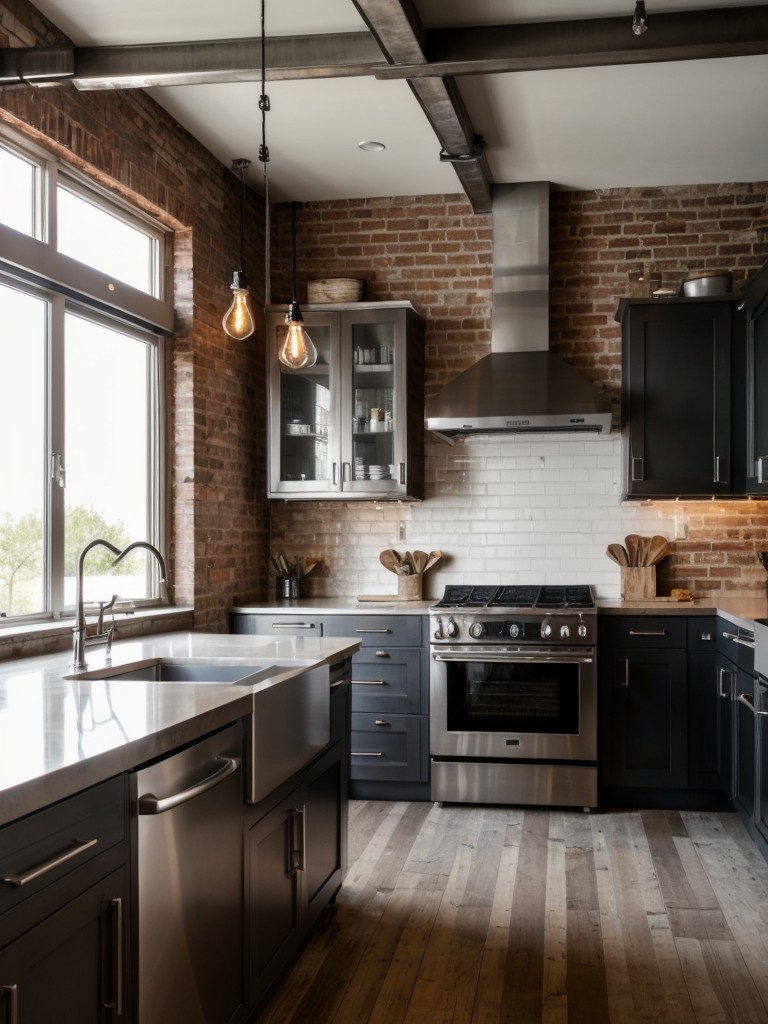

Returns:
733,260,768,494
621,299,733,498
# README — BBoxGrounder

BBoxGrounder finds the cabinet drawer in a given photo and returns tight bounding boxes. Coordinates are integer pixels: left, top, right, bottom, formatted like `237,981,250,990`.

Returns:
600,616,687,648
231,613,323,637
0,776,126,921
350,714,427,782
323,614,422,647
351,649,423,714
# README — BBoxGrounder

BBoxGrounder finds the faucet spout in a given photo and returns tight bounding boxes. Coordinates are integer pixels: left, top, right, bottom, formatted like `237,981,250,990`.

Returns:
72,538,121,670
71,538,168,670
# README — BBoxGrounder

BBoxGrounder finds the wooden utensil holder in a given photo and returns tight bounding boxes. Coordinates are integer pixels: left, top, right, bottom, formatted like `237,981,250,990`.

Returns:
398,573,422,601
621,566,656,601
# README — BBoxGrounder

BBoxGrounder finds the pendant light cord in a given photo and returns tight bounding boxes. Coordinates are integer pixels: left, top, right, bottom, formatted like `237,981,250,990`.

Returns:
290,201,298,305
259,0,271,305
239,162,246,272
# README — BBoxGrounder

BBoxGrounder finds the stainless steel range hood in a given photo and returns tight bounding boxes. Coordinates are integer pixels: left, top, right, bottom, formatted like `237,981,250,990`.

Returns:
425,182,612,441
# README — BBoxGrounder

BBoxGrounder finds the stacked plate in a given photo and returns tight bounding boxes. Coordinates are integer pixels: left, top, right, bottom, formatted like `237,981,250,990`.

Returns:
369,464,390,480
354,456,367,479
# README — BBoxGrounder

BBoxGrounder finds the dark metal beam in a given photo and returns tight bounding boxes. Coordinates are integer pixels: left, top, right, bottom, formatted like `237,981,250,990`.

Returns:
377,5,768,78
351,0,493,213
0,33,384,89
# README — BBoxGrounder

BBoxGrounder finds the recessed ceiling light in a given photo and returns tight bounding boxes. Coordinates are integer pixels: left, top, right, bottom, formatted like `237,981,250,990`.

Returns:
358,141,386,152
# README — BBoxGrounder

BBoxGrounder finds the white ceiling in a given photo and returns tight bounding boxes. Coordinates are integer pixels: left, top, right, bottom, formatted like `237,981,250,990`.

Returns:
25,0,768,203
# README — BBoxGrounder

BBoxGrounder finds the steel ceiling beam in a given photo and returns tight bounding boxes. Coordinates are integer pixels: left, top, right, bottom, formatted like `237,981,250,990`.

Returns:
378,4,768,78
0,33,385,89
351,0,493,213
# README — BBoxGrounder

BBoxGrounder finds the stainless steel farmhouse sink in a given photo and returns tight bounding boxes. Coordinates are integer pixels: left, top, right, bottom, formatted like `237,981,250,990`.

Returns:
65,656,331,804
103,659,278,685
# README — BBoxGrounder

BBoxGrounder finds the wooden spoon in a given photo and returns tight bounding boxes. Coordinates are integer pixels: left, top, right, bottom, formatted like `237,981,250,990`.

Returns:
411,550,428,574
646,535,670,566
606,543,630,566
424,550,442,572
625,534,641,567
379,549,401,574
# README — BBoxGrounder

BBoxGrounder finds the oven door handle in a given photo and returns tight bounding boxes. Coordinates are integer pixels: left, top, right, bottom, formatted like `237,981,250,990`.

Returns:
431,651,593,665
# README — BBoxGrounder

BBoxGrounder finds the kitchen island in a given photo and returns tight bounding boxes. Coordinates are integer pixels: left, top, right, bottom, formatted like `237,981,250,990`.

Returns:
0,630,361,1024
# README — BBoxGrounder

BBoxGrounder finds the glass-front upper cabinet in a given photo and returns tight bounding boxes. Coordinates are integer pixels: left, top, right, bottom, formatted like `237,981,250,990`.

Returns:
267,302,424,500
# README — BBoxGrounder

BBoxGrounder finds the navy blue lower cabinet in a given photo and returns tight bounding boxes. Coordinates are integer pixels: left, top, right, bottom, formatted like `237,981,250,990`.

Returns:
601,646,689,790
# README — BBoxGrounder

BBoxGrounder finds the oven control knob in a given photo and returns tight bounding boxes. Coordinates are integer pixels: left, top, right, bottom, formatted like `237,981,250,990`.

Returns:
541,621,552,639
560,624,570,639
508,623,520,639
469,622,485,639
578,623,588,639
446,617,459,638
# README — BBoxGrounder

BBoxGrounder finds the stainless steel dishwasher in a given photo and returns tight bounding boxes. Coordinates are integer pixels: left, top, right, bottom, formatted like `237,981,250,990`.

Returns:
134,721,244,1024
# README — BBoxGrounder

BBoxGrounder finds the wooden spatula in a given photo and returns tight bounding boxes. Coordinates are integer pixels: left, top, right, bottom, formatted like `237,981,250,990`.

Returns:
646,535,670,565
625,534,641,566
606,543,630,566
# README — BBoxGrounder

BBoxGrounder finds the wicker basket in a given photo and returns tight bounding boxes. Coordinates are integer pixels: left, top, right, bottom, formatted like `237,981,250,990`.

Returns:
307,278,363,304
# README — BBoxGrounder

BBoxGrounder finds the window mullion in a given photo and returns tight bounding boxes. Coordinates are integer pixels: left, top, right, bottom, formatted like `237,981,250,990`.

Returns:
49,293,66,617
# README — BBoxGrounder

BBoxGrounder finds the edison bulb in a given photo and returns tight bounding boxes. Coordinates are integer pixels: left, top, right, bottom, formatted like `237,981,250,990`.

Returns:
279,320,318,369
222,285,255,340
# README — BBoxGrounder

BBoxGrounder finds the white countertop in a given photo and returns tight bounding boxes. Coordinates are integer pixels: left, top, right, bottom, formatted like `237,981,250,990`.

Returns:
0,631,360,827
232,598,433,614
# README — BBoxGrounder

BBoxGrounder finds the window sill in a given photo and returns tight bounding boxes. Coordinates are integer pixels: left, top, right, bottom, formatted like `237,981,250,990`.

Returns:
0,606,195,662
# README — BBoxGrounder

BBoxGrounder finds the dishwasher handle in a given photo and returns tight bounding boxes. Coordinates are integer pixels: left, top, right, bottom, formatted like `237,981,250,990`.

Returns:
138,756,241,815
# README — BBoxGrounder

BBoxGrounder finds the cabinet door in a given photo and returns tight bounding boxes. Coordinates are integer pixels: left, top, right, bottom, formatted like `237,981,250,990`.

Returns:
623,301,732,497
733,670,757,821
687,651,720,790
603,647,688,789
0,867,129,1024
756,677,768,844
340,306,408,497
267,310,341,497
716,655,736,797
248,795,300,991
302,745,343,920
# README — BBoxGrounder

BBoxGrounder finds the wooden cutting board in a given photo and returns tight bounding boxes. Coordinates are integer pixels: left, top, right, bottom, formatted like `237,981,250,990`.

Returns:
357,594,400,602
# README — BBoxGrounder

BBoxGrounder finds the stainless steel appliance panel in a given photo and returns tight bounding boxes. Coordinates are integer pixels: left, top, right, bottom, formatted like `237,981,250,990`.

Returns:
431,759,597,809
136,722,244,1024
430,648,596,763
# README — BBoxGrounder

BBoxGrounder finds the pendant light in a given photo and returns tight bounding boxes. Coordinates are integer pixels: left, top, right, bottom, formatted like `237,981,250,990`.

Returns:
278,201,317,369
222,157,256,340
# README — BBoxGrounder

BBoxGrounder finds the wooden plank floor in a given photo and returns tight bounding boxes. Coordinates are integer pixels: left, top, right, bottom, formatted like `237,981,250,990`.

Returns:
253,802,768,1023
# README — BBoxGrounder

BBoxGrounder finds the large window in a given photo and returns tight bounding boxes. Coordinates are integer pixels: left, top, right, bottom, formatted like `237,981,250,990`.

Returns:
0,134,170,622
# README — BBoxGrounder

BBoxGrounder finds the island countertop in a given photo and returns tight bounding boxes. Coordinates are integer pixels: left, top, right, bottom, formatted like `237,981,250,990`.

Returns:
0,630,360,826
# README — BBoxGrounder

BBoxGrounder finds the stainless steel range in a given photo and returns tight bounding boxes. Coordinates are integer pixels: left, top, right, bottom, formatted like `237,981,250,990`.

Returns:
430,584,597,809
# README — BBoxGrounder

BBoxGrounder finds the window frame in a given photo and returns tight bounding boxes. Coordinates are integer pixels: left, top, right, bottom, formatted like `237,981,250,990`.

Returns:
0,130,171,625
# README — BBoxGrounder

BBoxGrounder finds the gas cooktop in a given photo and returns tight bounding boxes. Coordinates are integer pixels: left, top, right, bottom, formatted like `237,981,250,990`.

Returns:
432,584,596,611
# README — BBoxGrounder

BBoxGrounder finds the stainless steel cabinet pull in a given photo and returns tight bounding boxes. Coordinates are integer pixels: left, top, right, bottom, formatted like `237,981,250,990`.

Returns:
375,650,390,658
621,659,630,687
270,622,315,629
399,463,406,485
758,455,768,484
355,628,392,634
342,462,350,482
329,679,346,690
737,692,768,716
288,806,306,873
718,667,732,699
1,985,18,1024
352,679,386,686
332,462,339,485
374,719,391,727
721,630,755,649
138,757,240,814
714,455,722,483
631,457,644,482
3,837,98,887
352,751,384,757
104,897,123,1015
628,630,667,637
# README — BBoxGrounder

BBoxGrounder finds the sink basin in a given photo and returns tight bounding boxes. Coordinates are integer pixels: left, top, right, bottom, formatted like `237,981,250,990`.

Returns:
68,659,278,686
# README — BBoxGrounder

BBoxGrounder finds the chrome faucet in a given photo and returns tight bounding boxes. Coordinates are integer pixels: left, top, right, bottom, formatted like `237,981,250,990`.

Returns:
72,538,167,669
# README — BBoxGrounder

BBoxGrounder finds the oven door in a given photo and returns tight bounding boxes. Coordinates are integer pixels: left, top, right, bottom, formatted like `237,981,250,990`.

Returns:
430,646,597,762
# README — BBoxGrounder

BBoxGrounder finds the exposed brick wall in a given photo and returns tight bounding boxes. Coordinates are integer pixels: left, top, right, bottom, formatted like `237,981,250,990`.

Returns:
269,186,768,600
0,0,270,653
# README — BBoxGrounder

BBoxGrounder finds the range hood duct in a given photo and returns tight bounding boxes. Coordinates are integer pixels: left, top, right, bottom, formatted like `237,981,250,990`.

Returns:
425,182,612,441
